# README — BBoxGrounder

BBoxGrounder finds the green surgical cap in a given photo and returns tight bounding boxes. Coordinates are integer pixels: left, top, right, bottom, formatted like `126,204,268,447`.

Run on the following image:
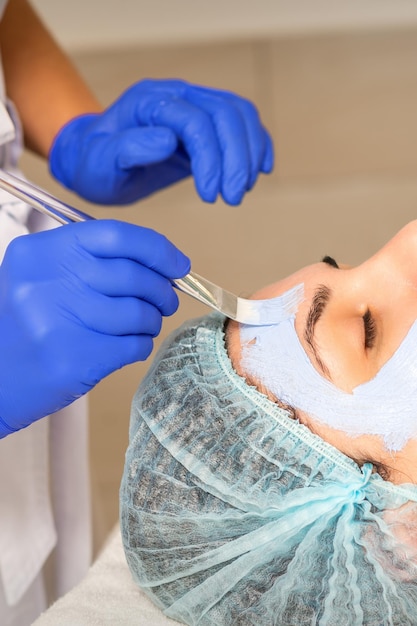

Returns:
120,313,417,625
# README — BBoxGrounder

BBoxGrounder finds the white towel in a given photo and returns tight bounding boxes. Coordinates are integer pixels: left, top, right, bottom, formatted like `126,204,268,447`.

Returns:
33,526,181,626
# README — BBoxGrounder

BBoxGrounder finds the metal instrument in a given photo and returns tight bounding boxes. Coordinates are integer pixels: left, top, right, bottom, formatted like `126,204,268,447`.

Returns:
0,169,280,325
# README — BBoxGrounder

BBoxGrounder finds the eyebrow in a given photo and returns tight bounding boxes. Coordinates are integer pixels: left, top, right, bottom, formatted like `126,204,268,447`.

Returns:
304,285,332,379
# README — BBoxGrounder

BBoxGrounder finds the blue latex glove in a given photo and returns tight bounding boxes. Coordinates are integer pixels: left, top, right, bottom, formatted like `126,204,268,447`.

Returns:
49,79,274,206
0,220,190,437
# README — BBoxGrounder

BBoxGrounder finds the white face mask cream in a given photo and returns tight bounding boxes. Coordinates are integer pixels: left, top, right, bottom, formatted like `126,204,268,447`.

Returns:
240,285,417,451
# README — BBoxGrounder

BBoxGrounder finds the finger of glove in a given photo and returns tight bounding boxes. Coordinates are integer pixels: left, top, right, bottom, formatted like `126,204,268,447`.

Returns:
85,333,156,378
42,327,156,396
56,332,156,389
134,95,222,203
76,290,163,336
105,79,188,129
183,90,251,204
261,130,274,174
81,257,180,315
114,127,178,170
73,220,190,280
220,92,274,186
189,86,274,191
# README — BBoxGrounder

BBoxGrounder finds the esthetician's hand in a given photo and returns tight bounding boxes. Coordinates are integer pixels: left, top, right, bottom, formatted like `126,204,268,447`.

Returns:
49,79,274,206
0,220,189,437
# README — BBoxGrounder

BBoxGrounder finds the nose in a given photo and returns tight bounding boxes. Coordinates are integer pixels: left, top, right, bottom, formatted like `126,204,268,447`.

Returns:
352,221,417,354
370,220,417,273
359,221,417,294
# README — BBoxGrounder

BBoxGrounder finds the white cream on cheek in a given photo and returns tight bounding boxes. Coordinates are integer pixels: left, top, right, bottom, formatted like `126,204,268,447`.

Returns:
240,284,417,452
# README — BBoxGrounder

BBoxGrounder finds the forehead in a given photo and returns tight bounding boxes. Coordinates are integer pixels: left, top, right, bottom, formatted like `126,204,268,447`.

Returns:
229,263,324,372
250,263,330,305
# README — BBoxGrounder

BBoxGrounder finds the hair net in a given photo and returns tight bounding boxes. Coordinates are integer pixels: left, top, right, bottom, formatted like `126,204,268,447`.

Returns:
120,313,417,626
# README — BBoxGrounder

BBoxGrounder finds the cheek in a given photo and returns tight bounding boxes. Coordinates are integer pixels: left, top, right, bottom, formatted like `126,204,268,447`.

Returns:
299,410,368,461
250,265,323,303
226,320,244,375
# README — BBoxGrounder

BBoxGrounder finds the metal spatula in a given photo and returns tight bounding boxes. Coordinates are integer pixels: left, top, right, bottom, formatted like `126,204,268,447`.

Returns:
0,169,287,325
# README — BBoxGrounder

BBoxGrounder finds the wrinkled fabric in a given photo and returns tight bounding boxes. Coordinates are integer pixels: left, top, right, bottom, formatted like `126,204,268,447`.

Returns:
0,53,91,621
120,313,417,626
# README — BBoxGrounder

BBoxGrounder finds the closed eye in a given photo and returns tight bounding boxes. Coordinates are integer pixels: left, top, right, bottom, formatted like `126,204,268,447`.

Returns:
363,309,377,349
322,256,376,350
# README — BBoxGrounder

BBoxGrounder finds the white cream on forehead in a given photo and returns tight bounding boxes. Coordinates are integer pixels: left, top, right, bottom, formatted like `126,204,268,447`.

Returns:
240,283,417,451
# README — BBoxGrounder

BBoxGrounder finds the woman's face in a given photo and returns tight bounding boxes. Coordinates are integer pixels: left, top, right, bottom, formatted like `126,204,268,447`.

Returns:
228,220,417,484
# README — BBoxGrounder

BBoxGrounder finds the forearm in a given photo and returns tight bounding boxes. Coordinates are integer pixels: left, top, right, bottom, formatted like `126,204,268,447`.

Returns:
0,0,102,158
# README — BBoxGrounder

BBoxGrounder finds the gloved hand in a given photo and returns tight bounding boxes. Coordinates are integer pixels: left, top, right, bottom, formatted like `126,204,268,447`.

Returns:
49,79,273,206
0,220,190,437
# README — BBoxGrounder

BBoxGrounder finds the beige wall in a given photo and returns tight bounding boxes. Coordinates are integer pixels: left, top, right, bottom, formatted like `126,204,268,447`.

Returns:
21,27,417,551
32,0,417,50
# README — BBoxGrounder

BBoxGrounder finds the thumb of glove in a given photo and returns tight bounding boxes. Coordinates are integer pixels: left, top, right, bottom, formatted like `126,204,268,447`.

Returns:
116,126,178,170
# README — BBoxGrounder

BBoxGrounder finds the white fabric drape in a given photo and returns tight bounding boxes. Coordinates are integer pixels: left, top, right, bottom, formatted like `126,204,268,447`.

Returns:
0,3,92,623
